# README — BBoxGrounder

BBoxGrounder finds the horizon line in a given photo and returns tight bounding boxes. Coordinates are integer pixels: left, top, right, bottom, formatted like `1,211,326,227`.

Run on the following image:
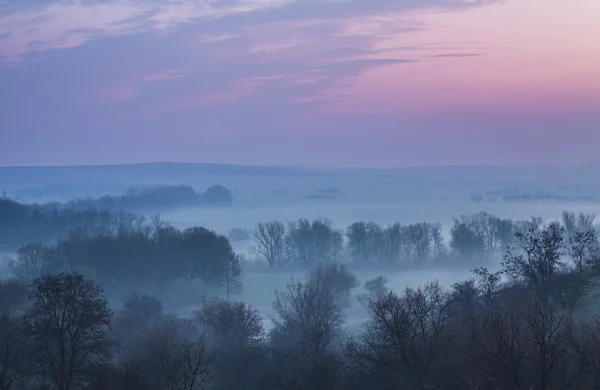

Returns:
1,159,600,171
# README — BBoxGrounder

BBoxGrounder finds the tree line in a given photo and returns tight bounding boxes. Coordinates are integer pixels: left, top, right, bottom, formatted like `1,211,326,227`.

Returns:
247,211,599,268
2,216,600,389
7,209,600,295
0,186,234,250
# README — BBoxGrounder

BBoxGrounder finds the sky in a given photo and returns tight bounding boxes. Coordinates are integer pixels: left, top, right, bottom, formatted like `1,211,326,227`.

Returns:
0,0,599,167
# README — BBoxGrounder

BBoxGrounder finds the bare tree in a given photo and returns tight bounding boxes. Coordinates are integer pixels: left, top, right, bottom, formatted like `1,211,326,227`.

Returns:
381,223,404,266
347,281,453,389
221,254,243,299
471,267,503,308
346,221,385,265
476,305,527,389
8,244,49,281
270,277,344,360
149,213,167,233
569,230,599,275
194,297,264,351
251,221,285,268
405,223,433,265
23,273,115,390
450,220,484,262
430,223,445,259
502,222,566,306
346,221,370,264
285,219,344,266
562,211,578,239
524,299,579,389
577,212,596,234
570,317,600,388
141,326,215,390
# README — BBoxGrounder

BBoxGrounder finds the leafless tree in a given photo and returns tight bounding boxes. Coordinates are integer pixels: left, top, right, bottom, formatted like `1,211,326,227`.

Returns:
22,273,115,390
471,267,503,308
346,281,453,389
570,317,600,388
8,244,49,281
405,223,432,265
430,223,445,259
141,326,215,390
502,222,566,306
450,220,484,263
194,297,264,351
346,221,370,264
563,211,596,237
476,305,527,389
251,221,285,268
523,299,580,389
569,230,599,274
380,223,404,266
221,254,243,299
149,213,167,233
346,221,385,265
271,277,344,360
285,218,343,266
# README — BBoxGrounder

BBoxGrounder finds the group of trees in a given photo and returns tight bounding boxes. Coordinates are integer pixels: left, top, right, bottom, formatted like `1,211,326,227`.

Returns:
247,211,600,269
2,217,600,389
0,186,235,250
51,184,234,211
8,223,243,298
0,197,120,251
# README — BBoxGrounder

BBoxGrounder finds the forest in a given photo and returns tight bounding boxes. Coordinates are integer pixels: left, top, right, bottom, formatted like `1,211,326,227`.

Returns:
2,197,600,389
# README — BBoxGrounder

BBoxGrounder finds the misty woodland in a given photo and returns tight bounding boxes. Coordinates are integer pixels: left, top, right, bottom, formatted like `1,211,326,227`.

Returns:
2,196,600,389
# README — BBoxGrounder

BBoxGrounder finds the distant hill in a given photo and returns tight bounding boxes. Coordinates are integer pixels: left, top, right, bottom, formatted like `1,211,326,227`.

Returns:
2,161,600,199
0,162,347,191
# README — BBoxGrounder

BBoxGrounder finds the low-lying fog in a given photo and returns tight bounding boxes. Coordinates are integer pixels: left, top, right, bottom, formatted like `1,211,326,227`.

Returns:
2,162,600,331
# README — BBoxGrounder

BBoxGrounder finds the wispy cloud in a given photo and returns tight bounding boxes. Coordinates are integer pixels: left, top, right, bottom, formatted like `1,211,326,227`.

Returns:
428,53,482,58
0,0,503,162
142,69,185,82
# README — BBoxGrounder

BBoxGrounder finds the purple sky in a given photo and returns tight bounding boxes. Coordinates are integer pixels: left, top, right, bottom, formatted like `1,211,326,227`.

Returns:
1,0,599,167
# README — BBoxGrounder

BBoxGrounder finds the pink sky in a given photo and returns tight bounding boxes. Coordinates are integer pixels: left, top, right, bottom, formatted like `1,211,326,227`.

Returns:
0,0,599,167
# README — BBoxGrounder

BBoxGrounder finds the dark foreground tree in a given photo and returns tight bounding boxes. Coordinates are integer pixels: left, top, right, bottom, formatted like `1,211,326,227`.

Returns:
0,279,27,315
194,297,264,351
0,314,28,390
270,277,344,358
23,273,114,390
502,222,566,306
347,282,453,389
133,320,215,390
